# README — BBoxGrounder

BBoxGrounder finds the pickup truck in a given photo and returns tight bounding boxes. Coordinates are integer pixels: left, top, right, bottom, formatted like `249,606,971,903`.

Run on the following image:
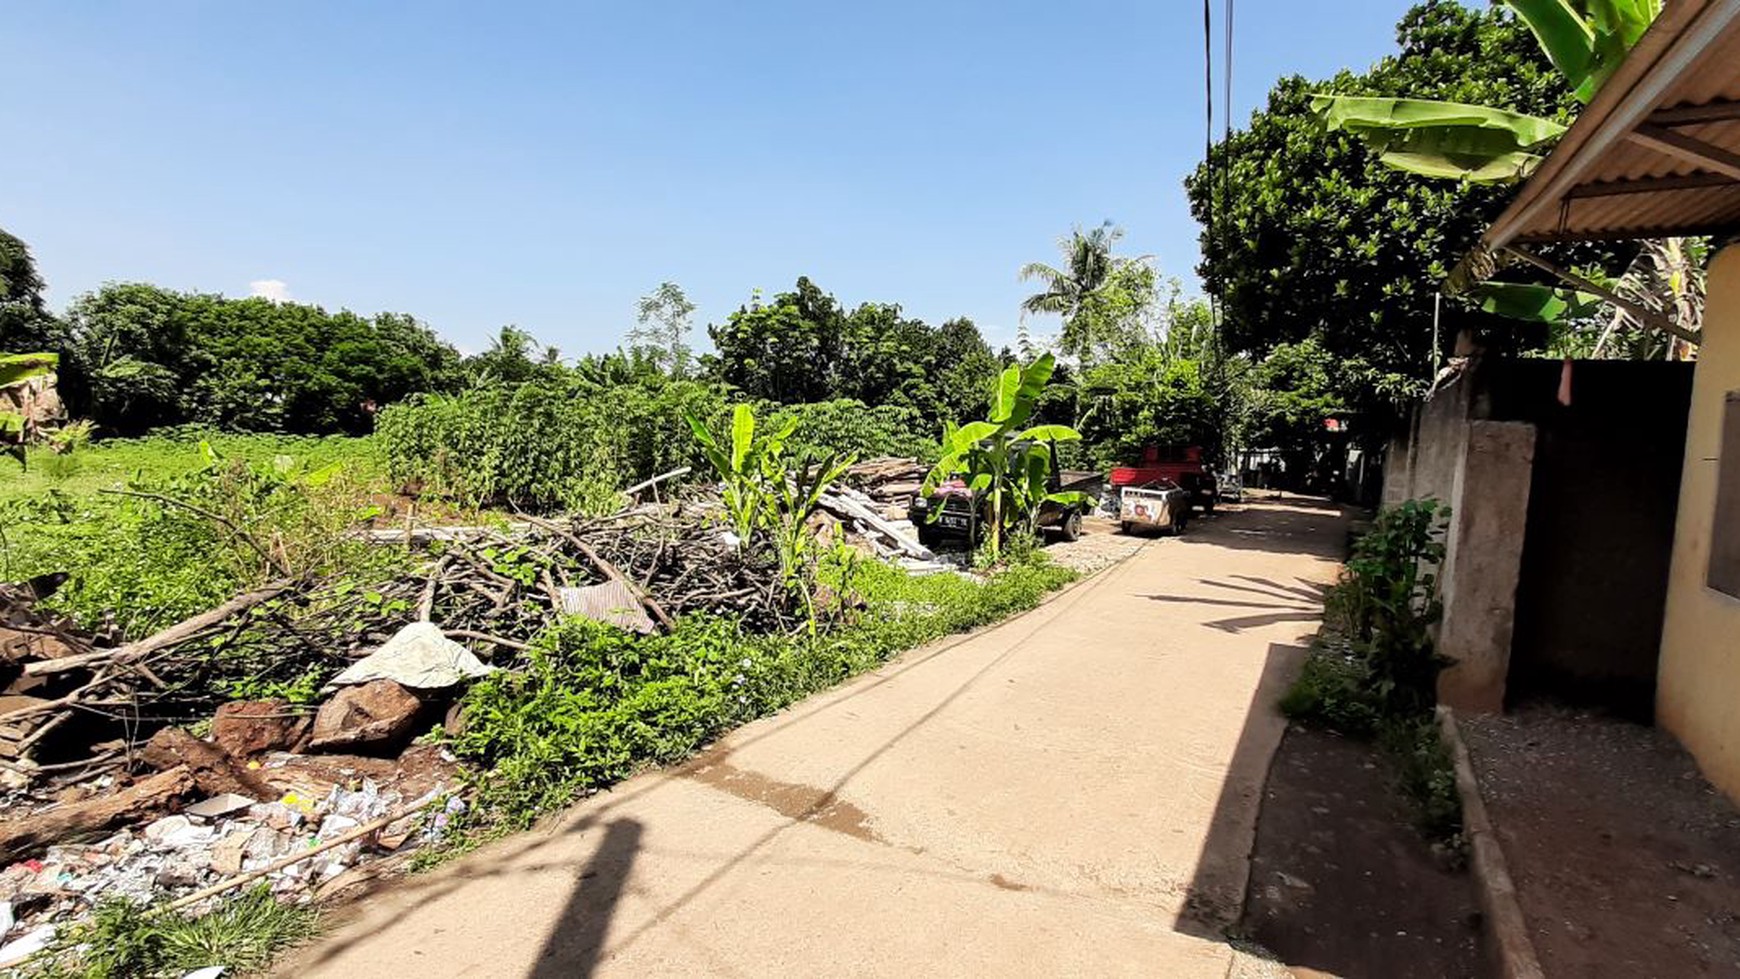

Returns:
1109,445,1218,513
909,445,1102,549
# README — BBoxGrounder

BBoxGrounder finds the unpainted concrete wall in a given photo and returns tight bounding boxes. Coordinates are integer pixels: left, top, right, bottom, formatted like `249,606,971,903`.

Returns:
1436,421,1536,712
1658,244,1740,804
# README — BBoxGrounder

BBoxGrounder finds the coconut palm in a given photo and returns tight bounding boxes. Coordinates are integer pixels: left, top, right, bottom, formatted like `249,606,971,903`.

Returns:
1020,222,1156,362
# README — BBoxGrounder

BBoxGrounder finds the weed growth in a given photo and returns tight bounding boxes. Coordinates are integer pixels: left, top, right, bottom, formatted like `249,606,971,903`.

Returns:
22,886,318,978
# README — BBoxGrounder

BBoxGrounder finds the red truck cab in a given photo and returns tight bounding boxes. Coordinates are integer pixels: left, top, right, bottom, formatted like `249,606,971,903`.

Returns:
1109,445,1218,513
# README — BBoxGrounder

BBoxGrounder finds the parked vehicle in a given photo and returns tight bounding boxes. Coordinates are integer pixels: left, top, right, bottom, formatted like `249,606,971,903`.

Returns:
1218,471,1244,502
1110,445,1219,513
1118,480,1192,535
910,445,1101,549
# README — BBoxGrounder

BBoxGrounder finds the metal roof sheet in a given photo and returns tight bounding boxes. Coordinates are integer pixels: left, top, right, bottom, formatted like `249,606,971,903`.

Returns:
1479,0,1740,249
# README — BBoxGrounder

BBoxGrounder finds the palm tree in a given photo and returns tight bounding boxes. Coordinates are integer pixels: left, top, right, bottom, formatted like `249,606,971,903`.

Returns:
1020,222,1154,362
1019,221,1124,323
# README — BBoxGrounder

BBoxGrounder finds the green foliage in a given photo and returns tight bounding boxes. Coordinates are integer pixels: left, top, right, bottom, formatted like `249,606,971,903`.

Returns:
705,278,1000,422
923,354,1088,559
56,282,464,436
453,556,1076,829
0,434,392,638
1075,347,1220,469
1187,1,1591,411
0,227,62,353
461,325,568,388
685,403,853,615
629,282,697,377
1310,94,1566,183
1282,498,1452,734
1377,714,1463,841
768,400,936,461
24,885,318,979
1020,222,1160,364
377,376,730,513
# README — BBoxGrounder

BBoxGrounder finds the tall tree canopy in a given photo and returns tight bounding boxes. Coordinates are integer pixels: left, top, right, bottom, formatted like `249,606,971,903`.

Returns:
706,277,1000,423
0,229,61,352
1020,222,1158,363
61,283,463,435
1185,0,1581,406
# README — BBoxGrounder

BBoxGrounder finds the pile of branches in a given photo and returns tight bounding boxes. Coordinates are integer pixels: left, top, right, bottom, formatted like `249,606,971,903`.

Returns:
0,504,798,794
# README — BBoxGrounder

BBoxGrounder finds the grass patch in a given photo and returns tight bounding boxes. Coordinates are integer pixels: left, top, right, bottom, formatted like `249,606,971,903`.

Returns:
20,885,318,978
0,433,394,637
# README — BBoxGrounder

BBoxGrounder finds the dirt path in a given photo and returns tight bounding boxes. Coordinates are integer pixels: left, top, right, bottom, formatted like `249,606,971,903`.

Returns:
1241,726,1483,979
279,500,1348,978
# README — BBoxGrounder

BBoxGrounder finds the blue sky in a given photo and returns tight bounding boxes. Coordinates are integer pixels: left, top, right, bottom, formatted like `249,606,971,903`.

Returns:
2,0,1420,355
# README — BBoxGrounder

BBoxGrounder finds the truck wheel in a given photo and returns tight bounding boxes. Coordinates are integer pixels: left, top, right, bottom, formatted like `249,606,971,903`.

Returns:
1120,520,1135,536
1058,510,1083,542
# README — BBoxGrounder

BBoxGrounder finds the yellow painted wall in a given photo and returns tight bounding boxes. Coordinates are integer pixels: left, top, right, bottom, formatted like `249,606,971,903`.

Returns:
1659,243,1740,803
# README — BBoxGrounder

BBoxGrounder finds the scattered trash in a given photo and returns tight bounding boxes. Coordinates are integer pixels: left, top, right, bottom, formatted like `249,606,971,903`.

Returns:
186,793,258,820
325,622,496,691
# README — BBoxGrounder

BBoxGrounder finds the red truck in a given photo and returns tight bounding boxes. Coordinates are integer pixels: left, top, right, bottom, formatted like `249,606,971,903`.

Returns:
1109,445,1218,513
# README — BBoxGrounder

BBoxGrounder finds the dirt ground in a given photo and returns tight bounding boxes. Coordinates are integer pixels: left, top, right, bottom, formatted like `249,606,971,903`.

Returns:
1460,707,1740,977
1043,515,1151,574
1241,724,1484,979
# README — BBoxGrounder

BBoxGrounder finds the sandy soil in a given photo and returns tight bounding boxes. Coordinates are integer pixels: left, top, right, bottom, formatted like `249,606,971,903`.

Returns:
1461,707,1740,977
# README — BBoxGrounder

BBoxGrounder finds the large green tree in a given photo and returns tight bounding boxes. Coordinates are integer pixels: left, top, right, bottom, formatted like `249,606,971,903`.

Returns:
1185,1,1584,406
0,229,62,352
62,283,464,435
706,277,999,422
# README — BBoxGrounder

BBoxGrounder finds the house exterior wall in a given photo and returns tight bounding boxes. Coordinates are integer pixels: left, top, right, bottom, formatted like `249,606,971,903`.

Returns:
1658,244,1740,802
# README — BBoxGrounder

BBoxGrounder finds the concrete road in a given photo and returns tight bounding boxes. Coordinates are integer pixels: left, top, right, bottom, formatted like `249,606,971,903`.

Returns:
281,500,1347,978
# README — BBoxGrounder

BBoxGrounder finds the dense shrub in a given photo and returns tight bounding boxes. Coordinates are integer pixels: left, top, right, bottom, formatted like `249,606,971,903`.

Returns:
767,399,938,461
376,378,731,512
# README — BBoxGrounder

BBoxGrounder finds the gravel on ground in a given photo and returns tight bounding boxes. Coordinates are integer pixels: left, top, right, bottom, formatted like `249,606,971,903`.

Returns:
1461,706,1740,977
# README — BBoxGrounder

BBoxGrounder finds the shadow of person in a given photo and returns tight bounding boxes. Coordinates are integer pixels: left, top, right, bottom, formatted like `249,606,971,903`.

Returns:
528,818,644,979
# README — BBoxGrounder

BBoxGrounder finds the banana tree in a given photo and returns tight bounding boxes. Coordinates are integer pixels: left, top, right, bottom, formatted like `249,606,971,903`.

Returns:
921,353,1092,560
1312,1,1660,184
1,352,59,467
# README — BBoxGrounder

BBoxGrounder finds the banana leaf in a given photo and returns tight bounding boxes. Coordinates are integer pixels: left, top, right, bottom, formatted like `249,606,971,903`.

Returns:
1312,96,1566,183
1468,282,1605,322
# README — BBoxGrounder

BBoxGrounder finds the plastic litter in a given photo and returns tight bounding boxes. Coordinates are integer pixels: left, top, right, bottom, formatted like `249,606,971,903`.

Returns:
324,622,496,690
186,793,257,819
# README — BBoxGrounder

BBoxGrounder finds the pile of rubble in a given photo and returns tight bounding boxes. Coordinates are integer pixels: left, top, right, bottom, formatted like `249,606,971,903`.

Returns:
0,486,966,960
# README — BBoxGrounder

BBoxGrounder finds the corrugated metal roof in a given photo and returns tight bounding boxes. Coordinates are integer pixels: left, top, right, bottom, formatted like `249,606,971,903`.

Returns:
1479,0,1740,249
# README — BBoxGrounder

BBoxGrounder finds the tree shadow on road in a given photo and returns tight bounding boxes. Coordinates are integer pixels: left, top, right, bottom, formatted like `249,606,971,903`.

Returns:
1172,642,1310,941
1143,575,1327,633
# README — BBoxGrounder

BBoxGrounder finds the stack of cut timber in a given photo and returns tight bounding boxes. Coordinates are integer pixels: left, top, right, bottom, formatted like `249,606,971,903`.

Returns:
817,488,937,563
844,457,927,506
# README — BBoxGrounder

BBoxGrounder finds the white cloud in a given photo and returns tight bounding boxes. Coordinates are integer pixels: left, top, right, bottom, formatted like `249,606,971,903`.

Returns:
249,279,292,303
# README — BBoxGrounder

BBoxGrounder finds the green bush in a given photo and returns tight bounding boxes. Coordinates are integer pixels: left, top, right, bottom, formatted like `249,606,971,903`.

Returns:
377,378,731,512
766,399,937,461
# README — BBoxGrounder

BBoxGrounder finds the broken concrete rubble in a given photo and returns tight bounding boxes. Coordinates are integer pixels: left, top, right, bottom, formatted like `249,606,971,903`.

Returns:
309,680,424,755
211,699,310,758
